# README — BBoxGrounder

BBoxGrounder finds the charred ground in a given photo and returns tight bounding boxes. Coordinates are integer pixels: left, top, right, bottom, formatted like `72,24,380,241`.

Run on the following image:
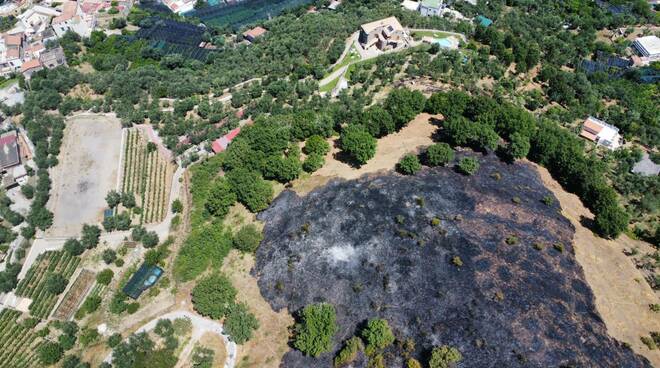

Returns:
254,153,650,368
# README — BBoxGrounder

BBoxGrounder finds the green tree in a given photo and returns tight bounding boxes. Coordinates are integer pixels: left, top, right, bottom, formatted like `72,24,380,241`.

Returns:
294,303,337,357
46,273,67,294
426,143,454,166
384,88,426,129
63,238,84,256
105,190,121,208
171,199,183,213
102,249,116,264
429,345,462,368
334,336,364,367
594,204,629,239
361,318,394,354
505,133,531,160
340,125,377,166
397,154,422,175
226,169,273,212
107,333,122,348
191,273,237,319
121,192,136,208
360,105,395,137
303,154,325,173
205,178,237,217
96,269,114,285
21,184,34,199
233,224,263,253
38,342,63,365
141,231,159,248
457,157,480,175
81,224,101,249
224,303,259,344
304,135,330,156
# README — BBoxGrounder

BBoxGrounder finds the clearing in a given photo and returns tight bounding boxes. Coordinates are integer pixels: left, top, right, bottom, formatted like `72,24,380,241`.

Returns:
47,113,123,237
535,163,660,366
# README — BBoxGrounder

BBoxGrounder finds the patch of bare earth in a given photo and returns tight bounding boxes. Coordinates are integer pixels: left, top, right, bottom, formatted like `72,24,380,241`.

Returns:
196,332,227,368
310,113,438,183
534,162,660,366
221,250,293,368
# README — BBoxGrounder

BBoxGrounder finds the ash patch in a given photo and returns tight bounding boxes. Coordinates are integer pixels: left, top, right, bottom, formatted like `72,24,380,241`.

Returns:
254,154,650,368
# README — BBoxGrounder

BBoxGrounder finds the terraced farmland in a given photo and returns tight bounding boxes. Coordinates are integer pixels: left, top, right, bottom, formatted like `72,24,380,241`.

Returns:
15,251,80,319
121,129,174,224
0,309,44,368
52,269,96,321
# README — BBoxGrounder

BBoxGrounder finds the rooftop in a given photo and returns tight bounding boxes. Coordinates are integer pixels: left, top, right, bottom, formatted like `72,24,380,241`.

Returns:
53,1,77,24
361,16,404,35
243,26,267,40
421,0,442,8
21,58,42,72
634,35,660,55
0,131,20,169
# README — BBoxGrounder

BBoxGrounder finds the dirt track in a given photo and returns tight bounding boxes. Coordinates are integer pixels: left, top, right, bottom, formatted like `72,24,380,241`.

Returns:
535,163,660,366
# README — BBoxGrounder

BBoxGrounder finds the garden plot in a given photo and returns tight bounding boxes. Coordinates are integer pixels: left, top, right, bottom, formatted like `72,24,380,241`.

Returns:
0,309,44,368
14,250,80,319
121,128,175,224
52,269,96,321
47,114,123,237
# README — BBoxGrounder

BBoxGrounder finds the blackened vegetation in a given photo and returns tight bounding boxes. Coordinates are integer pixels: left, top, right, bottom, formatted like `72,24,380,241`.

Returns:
254,154,650,368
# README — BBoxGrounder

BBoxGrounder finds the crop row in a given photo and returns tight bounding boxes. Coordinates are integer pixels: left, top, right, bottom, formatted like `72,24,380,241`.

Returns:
0,309,43,368
15,251,80,319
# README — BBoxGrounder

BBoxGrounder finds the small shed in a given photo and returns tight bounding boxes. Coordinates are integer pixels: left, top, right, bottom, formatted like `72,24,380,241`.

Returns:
123,263,164,299
243,26,267,43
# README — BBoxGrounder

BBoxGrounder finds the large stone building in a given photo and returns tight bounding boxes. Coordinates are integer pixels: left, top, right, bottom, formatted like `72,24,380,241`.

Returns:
358,17,409,51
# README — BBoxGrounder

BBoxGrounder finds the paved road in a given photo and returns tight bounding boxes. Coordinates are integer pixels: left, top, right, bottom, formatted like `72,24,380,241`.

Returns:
104,310,237,368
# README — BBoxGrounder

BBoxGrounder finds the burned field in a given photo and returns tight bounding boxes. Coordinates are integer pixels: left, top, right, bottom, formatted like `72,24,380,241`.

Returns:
254,154,651,368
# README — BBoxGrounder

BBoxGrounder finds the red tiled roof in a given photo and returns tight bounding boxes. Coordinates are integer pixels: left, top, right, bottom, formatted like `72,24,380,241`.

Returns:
225,127,241,141
211,127,241,153
53,1,77,23
243,26,267,39
4,33,22,46
21,59,42,72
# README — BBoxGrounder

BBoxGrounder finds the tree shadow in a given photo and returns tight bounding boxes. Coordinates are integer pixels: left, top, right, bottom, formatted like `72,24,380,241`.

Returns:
579,215,596,233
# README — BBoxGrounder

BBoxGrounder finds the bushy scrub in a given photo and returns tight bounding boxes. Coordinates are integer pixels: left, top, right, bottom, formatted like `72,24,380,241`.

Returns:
294,303,337,357
397,154,422,175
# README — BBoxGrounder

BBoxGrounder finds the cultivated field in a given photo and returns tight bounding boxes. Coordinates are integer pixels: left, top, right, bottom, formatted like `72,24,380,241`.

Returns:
0,309,43,368
15,250,80,319
52,269,96,321
47,114,123,237
121,128,174,224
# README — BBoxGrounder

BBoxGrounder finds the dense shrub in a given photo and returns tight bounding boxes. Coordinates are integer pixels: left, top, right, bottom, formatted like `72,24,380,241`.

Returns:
63,238,84,256
361,318,394,354
191,273,237,319
425,143,454,166
340,125,377,165
226,168,273,212
38,342,63,365
46,273,67,294
304,135,331,156
224,303,259,344
334,336,364,367
397,154,422,175
233,224,263,253
429,345,462,368
384,88,426,129
457,157,480,175
205,177,237,218
294,303,337,357
96,269,114,285
303,153,325,172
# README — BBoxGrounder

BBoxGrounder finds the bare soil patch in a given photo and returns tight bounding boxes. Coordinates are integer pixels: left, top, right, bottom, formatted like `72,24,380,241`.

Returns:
47,114,122,237
311,113,437,182
220,250,292,368
52,269,95,320
534,162,660,366
197,332,227,368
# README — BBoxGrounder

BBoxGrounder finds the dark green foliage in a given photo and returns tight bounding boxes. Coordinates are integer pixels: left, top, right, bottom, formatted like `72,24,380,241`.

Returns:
79,295,102,316
334,336,364,367
429,345,462,368
424,91,470,118
294,303,337,357
226,168,273,212
505,133,531,160
425,143,454,166
46,273,67,294
191,273,237,319
81,224,101,249
205,177,237,217
397,154,422,175
224,302,259,344
107,333,123,348
233,224,263,253
291,111,334,140
141,231,159,248
64,238,84,256
106,190,121,208
457,157,480,175
21,184,35,199
359,105,395,137
174,223,233,281
340,125,377,166
0,263,21,292
97,269,114,285
191,346,214,368
594,205,630,239
122,192,136,208
38,342,63,365
171,199,183,213
442,116,498,151
303,153,325,173
361,318,394,354
384,88,425,129
263,146,302,183
304,135,330,156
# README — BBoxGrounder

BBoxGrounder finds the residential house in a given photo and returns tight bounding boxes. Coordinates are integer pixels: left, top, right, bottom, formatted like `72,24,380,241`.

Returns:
419,0,444,16
52,1,94,38
243,26,267,43
579,116,622,150
359,17,409,51
39,46,66,69
211,127,241,154
633,35,660,64
16,5,60,35
0,33,24,76
327,0,341,10
20,58,43,78
0,131,20,170
162,0,195,15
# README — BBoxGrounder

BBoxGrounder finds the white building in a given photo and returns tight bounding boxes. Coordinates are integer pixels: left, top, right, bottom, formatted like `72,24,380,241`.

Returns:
162,0,195,14
0,33,24,76
52,1,95,38
633,35,660,62
401,0,420,11
419,0,445,16
579,116,622,150
16,5,61,35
